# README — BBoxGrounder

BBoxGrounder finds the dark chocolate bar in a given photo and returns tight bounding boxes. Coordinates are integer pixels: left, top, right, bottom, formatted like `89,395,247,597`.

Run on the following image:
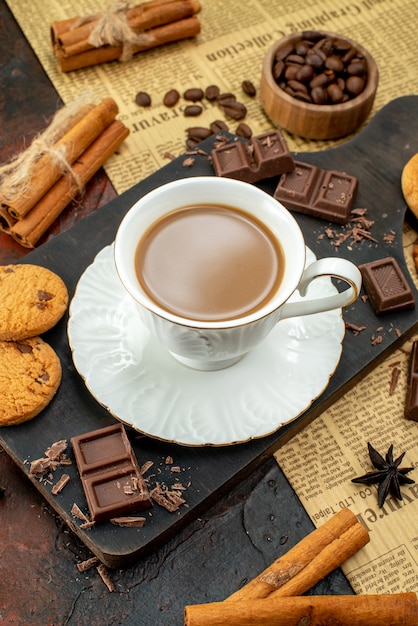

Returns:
405,341,418,421
359,257,415,315
273,161,358,224
71,423,152,523
211,130,294,183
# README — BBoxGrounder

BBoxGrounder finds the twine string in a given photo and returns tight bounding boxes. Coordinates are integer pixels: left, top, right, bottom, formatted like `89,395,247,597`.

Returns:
0,97,90,203
78,1,154,62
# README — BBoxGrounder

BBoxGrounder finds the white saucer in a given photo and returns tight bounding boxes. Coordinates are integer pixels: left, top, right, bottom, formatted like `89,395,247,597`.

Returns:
68,245,345,446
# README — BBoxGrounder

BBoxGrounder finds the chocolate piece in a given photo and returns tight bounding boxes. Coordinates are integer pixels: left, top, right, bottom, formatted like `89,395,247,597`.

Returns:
405,341,418,422
211,130,294,183
359,257,415,315
71,423,152,523
274,161,358,224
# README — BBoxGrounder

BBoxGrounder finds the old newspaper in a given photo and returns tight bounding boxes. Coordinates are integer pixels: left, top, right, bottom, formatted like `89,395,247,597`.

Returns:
7,0,418,597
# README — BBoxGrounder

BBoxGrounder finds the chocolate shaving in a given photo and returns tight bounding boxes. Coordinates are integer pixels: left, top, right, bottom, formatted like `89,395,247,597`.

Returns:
51,473,70,495
77,556,99,572
96,564,115,592
110,516,146,528
345,322,367,335
389,366,400,395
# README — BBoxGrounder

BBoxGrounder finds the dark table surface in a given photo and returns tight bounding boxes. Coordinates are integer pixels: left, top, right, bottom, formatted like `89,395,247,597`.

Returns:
1,0,408,623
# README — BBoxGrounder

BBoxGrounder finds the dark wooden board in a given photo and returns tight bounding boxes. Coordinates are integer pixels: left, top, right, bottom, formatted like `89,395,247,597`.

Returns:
1,96,418,567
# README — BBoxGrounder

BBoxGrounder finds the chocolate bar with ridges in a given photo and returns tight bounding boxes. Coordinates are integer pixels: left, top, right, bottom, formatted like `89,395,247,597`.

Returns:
71,423,152,523
405,341,418,421
211,130,294,183
274,161,358,224
359,257,415,315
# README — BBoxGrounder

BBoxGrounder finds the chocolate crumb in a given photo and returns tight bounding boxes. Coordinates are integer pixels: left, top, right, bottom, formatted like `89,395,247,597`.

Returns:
182,157,195,167
110,516,146,528
77,556,99,572
97,564,115,592
389,367,400,395
51,473,70,495
345,322,367,335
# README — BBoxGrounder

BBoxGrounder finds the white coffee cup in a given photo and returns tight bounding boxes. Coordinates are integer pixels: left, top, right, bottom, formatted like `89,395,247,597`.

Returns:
114,177,361,371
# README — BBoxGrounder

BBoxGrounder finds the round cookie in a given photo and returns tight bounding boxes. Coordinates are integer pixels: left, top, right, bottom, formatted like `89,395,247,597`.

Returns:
401,153,418,219
0,264,68,341
0,336,62,426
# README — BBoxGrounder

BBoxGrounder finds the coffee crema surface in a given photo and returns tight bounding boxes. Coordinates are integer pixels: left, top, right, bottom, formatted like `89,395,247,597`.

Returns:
135,204,285,322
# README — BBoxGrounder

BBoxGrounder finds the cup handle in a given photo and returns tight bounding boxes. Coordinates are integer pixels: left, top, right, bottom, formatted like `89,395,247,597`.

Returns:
279,257,362,320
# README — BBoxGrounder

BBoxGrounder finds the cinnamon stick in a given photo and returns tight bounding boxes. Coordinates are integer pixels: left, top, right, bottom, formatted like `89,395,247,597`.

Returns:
227,508,369,601
11,120,129,248
50,0,179,45
54,16,201,72
57,0,201,58
0,206,16,233
4,98,118,220
184,593,418,626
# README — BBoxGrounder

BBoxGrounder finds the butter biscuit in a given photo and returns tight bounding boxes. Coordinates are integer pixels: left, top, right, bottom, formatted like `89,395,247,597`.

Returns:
0,264,68,341
401,153,418,219
0,336,62,426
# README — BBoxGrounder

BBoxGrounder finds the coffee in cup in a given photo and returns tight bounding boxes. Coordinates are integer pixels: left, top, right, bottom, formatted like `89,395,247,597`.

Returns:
114,177,362,370
135,203,285,322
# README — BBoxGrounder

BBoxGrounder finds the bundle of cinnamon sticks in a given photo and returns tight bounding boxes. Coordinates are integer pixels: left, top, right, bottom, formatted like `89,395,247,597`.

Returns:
0,97,129,248
51,0,202,72
184,508,418,626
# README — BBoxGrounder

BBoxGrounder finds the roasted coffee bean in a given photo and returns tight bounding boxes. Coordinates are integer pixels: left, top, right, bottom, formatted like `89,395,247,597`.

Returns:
183,88,204,101
222,101,247,120
296,64,314,82
210,119,229,133
235,122,253,139
217,92,237,106
327,83,344,103
273,60,285,80
325,55,344,72
241,80,256,97
284,65,300,81
346,75,365,96
186,126,212,141
205,84,220,100
135,91,151,107
311,85,328,104
184,104,203,116
271,31,368,106
163,89,180,107
347,59,367,76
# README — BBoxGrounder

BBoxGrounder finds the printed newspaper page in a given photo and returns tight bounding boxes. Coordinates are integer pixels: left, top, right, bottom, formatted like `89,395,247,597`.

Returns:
6,0,418,193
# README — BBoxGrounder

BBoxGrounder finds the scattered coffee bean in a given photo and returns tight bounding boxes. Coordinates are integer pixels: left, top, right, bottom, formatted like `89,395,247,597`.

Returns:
205,84,220,101
217,92,237,106
186,126,213,141
235,122,253,139
222,101,247,120
272,31,368,105
135,91,151,107
183,88,204,102
184,104,203,117
210,119,229,133
241,80,256,97
163,89,180,107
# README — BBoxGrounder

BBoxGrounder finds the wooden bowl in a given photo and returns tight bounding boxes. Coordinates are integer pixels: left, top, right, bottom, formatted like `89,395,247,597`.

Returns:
260,31,379,140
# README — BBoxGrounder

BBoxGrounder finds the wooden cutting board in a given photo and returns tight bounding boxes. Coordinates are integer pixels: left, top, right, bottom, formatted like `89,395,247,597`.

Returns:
1,96,417,567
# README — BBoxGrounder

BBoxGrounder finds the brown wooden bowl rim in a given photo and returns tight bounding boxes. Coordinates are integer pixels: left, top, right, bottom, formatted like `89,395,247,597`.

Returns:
262,30,379,113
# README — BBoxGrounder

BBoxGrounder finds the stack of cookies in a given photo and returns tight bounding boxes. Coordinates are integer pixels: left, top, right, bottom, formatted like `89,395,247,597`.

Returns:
0,264,68,426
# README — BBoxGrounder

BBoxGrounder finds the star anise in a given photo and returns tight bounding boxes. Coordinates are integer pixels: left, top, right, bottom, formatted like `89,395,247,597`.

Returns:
352,442,415,508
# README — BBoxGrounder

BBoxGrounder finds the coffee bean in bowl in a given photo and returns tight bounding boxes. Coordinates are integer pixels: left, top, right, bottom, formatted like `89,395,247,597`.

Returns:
260,30,378,140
